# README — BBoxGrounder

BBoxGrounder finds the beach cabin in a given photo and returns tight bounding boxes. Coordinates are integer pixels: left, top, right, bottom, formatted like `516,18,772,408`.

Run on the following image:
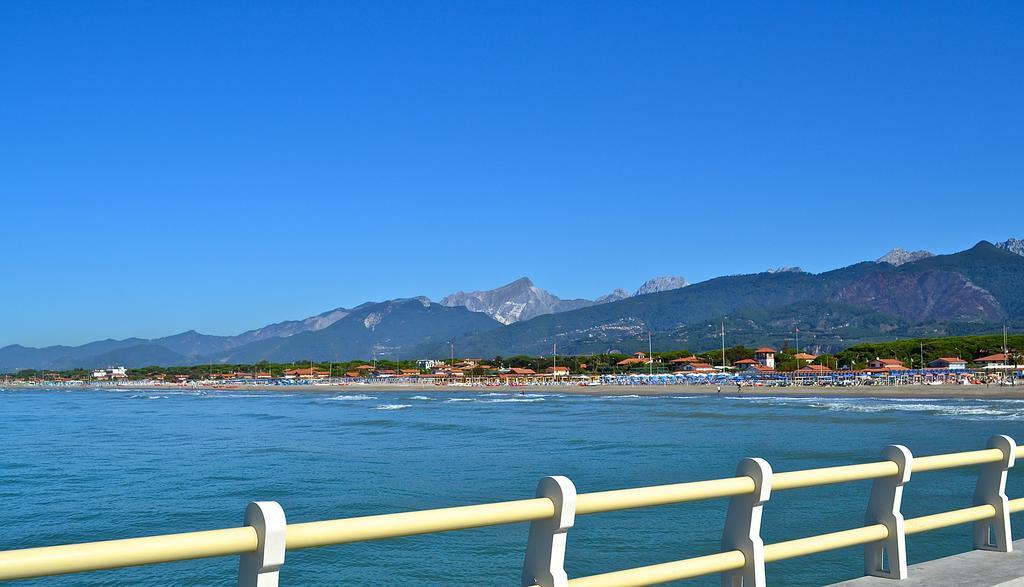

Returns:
753,347,776,369
928,357,967,370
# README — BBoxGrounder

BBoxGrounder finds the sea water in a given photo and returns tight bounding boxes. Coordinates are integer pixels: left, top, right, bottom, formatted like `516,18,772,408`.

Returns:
2,388,1024,586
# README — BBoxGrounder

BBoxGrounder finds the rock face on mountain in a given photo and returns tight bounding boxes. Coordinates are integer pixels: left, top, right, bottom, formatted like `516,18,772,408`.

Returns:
595,288,631,304
995,238,1024,256
830,270,1005,322
634,276,689,296
766,266,804,274
440,277,595,325
877,248,934,266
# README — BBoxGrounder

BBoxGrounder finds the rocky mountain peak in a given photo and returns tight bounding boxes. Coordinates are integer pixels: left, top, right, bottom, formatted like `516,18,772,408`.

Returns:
634,276,689,296
440,278,591,325
595,288,630,304
995,238,1024,256
876,248,934,266
766,266,804,274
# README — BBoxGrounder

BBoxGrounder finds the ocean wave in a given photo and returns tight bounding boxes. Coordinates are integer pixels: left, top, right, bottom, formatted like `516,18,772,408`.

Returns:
483,398,545,403
409,395,433,400
325,394,377,401
445,398,475,403
374,404,412,410
601,394,641,399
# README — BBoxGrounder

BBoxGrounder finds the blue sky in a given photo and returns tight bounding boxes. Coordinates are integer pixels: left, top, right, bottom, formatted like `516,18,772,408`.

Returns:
2,1,1022,347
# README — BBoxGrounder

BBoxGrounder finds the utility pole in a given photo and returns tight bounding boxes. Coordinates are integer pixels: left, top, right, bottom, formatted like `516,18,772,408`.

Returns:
648,333,653,375
720,321,726,369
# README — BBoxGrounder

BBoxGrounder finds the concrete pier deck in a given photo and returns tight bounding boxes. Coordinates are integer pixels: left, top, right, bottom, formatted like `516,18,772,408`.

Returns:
827,539,1024,586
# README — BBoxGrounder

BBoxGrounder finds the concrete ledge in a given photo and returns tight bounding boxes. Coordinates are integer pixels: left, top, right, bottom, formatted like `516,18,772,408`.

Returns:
826,539,1024,586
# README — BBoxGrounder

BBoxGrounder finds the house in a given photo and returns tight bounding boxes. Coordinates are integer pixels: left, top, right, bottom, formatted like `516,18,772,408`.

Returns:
868,358,906,370
796,364,831,374
669,356,700,364
928,357,967,370
545,366,570,375
617,352,654,367
416,359,444,369
92,367,128,380
753,347,776,370
282,368,330,379
975,353,1014,369
508,367,536,375
255,371,273,380
732,358,761,372
679,362,716,373
793,352,818,364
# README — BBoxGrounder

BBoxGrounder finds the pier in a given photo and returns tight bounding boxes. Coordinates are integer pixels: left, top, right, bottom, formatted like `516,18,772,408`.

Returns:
829,538,1024,586
1,435,1023,585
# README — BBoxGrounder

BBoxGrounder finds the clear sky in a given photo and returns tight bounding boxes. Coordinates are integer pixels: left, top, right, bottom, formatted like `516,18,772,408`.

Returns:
2,1,1022,347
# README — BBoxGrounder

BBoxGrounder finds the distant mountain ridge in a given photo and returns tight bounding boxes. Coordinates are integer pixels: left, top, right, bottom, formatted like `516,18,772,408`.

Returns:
877,248,935,266
2,238,1022,371
634,276,689,295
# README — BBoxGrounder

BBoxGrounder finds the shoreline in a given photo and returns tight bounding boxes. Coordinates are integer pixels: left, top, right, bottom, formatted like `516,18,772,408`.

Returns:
4,382,1023,400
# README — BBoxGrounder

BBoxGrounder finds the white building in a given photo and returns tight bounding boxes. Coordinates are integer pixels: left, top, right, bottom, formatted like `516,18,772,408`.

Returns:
92,367,128,379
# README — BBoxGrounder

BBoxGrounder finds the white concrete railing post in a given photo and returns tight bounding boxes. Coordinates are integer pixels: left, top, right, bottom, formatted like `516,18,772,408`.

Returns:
238,501,287,587
973,435,1016,552
721,458,772,587
521,476,577,587
864,444,913,579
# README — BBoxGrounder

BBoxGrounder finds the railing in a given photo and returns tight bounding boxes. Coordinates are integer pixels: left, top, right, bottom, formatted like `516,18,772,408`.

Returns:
0,436,1020,586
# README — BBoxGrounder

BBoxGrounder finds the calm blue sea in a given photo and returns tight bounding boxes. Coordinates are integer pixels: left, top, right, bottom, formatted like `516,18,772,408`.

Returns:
2,387,1024,586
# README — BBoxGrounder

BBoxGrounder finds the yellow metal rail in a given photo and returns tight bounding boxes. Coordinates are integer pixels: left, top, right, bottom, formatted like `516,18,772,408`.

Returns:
0,442,1020,583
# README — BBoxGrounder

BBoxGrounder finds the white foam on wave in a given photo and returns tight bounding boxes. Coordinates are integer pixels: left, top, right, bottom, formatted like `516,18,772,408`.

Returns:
325,394,377,401
445,398,475,403
484,397,544,403
374,404,412,410
601,394,641,399
409,395,432,400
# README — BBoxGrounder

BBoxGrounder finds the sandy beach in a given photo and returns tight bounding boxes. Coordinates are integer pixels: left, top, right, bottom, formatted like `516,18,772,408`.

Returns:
7,382,1023,400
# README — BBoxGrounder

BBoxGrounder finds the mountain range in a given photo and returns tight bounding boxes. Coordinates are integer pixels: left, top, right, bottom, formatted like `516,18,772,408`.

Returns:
3,239,1023,371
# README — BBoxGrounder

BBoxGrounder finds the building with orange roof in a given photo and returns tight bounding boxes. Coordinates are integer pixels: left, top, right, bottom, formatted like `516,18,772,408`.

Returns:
928,357,967,370
975,353,1014,369
753,347,776,369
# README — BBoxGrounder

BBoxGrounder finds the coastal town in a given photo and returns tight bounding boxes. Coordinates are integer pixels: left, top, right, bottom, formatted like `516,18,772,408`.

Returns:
5,338,1021,389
